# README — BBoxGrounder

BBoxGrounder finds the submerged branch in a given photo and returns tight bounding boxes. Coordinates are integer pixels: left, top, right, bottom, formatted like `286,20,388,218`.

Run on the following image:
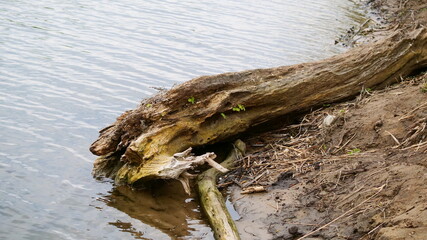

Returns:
197,140,246,240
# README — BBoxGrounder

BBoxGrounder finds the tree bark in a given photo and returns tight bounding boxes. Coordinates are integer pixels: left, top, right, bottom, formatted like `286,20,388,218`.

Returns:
197,140,245,240
90,28,427,185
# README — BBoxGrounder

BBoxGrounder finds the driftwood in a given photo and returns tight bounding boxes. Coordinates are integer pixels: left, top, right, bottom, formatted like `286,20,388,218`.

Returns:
197,140,245,240
90,28,427,186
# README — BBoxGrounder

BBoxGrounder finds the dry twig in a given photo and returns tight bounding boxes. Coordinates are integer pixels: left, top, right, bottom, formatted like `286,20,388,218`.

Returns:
297,184,386,240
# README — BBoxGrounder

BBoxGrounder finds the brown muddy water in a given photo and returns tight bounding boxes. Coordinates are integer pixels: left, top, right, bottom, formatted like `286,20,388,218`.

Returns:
0,0,368,239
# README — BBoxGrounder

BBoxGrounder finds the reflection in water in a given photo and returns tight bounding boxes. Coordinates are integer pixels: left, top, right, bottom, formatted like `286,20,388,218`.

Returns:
100,181,213,239
109,221,148,240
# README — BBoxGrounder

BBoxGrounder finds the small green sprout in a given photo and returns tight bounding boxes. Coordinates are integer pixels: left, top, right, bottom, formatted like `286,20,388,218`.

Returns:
348,148,361,155
323,104,331,107
221,113,227,119
365,88,372,93
421,83,427,93
188,96,196,104
146,103,152,108
232,104,246,112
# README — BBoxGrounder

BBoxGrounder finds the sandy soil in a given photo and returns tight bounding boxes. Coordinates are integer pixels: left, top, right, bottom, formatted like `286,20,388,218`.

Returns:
230,66,427,240
228,1,427,239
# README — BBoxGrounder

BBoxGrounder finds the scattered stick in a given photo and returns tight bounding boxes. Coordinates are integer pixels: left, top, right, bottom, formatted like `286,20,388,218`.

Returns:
399,101,427,121
241,186,267,194
385,130,401,145
297,184,386,240
333,133,357,154
401,140,427,151
242,171,267,187
205,158,230,173
359,223,385,240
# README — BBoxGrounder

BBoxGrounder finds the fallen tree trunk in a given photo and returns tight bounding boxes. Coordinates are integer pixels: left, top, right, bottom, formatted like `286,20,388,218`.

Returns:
197,140,245,240
90,28,427,186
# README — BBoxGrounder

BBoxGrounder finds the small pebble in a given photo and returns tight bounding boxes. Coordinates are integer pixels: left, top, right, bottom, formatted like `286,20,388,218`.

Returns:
288,226,299,235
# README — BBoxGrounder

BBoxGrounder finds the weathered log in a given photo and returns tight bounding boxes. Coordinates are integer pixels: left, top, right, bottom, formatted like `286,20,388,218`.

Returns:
197,140,245,240
90,28,427,185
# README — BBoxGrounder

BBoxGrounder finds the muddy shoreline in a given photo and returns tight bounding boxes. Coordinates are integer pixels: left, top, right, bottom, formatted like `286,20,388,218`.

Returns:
227,0,427,239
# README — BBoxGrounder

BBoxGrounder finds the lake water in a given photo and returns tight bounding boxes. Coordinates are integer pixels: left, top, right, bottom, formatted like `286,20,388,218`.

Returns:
0,0,366,239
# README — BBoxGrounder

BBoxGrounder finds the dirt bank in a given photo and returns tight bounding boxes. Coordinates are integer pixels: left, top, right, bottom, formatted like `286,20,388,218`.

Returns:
226,0,427,239
229,60,427,240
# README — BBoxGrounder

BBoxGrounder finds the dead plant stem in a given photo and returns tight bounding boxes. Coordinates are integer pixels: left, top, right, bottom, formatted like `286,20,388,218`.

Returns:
297,184,386,240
